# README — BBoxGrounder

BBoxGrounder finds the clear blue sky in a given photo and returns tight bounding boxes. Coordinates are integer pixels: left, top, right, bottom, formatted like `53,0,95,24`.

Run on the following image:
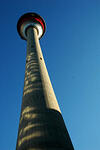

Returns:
0,0,100,150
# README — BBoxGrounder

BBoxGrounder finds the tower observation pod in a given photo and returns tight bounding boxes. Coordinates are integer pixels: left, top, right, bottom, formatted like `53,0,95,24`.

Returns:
16,12,74,150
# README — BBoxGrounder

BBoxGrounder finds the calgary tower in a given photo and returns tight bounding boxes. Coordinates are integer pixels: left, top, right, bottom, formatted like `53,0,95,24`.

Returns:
16,12,74,150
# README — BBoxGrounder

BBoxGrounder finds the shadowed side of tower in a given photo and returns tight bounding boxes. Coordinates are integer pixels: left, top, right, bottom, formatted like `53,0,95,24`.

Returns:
16,12,74,150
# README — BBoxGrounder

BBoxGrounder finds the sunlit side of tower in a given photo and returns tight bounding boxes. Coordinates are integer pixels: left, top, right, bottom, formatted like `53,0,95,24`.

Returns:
16,12,74,150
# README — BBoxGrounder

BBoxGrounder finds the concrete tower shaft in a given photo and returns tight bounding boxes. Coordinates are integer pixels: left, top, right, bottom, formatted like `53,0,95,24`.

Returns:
16,13,74,150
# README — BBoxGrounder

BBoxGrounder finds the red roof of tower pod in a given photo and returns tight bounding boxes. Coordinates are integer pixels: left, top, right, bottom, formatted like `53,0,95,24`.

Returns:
17,12,46,40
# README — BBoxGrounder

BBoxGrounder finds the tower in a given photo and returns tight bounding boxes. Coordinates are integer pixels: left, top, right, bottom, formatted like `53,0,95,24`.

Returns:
16,12,74,150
